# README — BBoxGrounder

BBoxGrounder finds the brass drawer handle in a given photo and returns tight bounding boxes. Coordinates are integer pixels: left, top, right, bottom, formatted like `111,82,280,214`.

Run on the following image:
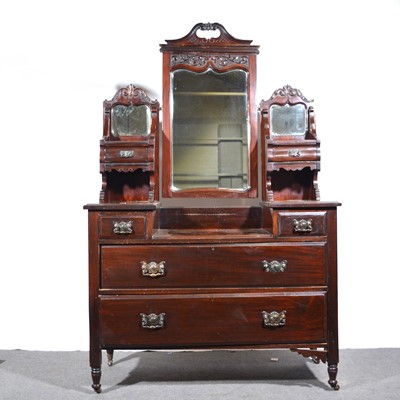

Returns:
119,150,135,158
140,313,166,329
262,260,287,273
262,310,286,327
141,261,166,277
288,149,301,157
293,219,312,233
113,221,133,234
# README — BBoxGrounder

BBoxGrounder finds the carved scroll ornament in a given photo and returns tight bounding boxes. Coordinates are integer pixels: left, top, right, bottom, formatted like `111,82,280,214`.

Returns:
171,54,249,68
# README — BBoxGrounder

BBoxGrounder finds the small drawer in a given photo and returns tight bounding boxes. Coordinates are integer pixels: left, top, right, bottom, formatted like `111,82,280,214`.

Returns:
99,292,327,347
104,146,153,163
267,145,319,163
99,212,152,239
100,242,327,289
274,211,327,237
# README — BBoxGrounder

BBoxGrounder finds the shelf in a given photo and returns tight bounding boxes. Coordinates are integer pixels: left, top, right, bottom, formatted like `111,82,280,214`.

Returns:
153,228,273,241
174,138,246,145
174,173,247,178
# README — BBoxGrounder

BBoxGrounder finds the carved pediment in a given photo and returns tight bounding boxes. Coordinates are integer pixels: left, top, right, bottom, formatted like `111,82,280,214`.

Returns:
161,23,259,55
260,85,313,108
105,85,159,107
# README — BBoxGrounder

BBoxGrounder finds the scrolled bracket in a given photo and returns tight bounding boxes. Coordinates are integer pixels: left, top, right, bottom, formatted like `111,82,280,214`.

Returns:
262,260,287,273
293,219,312,233
262,310,286,327
113,221,133,235
140,313,166,329
290,347,328,364
141,261,166,278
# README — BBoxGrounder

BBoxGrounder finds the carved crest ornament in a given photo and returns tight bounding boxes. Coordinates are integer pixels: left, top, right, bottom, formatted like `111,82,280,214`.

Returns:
269,85,313,103
110,84,156,105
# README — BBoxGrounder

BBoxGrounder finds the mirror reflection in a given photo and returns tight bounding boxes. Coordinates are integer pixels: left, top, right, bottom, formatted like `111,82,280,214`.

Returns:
171,69,249,191
270,104,307,136
111,104,151,137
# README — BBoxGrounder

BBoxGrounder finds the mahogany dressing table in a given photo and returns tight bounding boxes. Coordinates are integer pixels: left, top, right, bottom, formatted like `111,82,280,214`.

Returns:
84,23,340,392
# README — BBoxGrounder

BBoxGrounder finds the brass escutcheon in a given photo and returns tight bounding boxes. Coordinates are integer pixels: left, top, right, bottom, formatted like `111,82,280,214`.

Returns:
262,310,286,327
140,313,166,329
113,221,133,234
141,261,166,277
262,260,288,273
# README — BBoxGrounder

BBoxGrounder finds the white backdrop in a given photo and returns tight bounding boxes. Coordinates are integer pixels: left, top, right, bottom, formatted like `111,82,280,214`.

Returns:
1,0,399,351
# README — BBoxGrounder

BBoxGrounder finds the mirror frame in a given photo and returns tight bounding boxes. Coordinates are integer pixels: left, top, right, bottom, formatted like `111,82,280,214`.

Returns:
160,23,259,198
259,85,316,141
103,84,160,142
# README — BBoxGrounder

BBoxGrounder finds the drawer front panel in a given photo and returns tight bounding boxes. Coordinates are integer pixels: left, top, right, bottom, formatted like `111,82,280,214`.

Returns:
101,243,326,288
275,211,327,237
268,146,319,162
99,213,148,239
104,146,153,163
100,293,326,347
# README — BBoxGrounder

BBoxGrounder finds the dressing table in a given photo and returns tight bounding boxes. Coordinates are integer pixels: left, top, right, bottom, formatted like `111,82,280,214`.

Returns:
84,23,340,392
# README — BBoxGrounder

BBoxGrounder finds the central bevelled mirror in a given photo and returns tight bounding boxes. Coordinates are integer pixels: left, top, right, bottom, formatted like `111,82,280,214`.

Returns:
171,69,249,191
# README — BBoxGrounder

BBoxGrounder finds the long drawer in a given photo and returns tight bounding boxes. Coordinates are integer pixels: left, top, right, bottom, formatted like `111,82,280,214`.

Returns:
100,292,326,347
101,243,327,288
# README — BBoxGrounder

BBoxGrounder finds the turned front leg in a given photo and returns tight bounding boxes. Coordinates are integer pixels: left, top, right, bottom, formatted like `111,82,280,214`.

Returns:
91,367,102,393
328,364,340,390
90,347,102,393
